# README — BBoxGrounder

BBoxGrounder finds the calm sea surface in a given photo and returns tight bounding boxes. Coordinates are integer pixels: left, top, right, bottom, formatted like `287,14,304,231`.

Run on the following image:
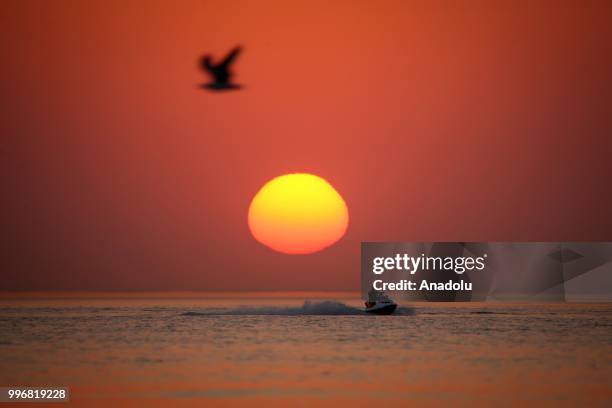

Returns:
1,292,611,407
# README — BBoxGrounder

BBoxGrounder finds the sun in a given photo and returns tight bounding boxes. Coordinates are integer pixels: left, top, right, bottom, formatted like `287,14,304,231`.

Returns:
248,173,349,254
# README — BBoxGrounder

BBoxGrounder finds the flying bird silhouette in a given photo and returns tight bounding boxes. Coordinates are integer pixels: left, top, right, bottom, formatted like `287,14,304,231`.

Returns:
199,46,243,91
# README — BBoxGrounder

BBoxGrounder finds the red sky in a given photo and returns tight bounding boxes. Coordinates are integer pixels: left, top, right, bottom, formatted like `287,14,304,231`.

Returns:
1,0,611,291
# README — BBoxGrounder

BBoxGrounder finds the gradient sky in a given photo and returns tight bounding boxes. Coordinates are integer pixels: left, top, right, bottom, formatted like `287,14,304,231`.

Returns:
1,0,611,291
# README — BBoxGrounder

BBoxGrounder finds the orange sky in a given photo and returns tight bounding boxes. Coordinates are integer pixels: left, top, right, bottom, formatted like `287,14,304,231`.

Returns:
1,0,611,290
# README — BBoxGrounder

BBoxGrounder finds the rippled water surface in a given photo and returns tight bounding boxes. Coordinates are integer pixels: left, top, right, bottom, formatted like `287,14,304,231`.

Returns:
1,292,611,406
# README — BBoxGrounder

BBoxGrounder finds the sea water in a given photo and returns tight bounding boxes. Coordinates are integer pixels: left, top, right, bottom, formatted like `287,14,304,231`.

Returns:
0,292,610,406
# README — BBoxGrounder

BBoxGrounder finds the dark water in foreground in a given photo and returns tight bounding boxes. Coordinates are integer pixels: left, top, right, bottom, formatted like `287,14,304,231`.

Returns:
1,292,611,407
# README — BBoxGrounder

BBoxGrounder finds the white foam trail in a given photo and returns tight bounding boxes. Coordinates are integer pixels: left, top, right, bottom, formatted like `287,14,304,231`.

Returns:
181,300,414,316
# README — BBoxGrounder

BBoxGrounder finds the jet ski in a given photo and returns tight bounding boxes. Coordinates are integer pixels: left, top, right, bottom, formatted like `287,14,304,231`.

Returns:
364,290,397,315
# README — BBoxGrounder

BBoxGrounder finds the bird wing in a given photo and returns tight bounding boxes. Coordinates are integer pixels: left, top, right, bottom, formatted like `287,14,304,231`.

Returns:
218,46,242,69
200,55,214,73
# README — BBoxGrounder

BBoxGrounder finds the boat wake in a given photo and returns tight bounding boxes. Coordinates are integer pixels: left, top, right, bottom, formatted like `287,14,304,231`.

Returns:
181,300,414,316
